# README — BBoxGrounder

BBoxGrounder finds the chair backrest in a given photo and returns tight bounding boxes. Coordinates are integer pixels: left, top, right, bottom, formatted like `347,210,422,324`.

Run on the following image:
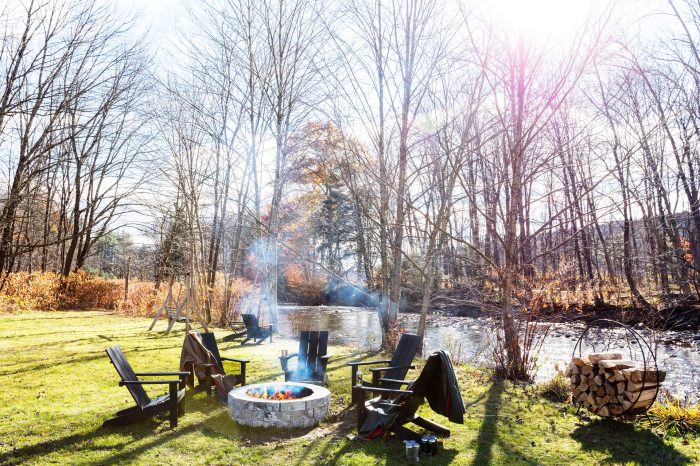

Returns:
298,330,328,378
385,333,421,381
242,314,263,339
106,345,150,409
200,332,224,372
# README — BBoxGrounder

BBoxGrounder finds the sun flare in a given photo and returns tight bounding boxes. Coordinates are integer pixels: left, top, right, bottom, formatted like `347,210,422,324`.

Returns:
482,0,597,42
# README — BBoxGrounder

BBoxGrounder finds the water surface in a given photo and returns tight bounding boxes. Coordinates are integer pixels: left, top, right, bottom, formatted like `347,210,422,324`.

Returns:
277,305,700,401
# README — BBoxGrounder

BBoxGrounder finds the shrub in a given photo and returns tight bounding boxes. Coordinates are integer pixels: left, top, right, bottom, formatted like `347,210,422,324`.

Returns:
60,270,122,310
0,272,61,312
535,370,571,403
118,281,167,317
647,392,700,436
281,264,326,305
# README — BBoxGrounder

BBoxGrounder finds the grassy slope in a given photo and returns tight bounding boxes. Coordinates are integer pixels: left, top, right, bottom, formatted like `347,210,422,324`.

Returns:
0,311,696,466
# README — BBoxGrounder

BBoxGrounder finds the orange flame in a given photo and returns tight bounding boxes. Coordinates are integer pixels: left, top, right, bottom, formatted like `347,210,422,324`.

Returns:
246,388,299,400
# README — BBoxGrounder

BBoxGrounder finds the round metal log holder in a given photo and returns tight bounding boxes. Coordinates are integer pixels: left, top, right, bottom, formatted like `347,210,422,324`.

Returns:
571,318,659,417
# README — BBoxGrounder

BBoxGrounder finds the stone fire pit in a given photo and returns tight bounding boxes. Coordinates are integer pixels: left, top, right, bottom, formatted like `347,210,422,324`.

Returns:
228,382,330,428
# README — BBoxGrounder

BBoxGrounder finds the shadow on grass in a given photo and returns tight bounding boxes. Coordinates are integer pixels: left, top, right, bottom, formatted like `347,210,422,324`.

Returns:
0,416,215,465
571,419,692,466
306,422,459,466
471,380,505,466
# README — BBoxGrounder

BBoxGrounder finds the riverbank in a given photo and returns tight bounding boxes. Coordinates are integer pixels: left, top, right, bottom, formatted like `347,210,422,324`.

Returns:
0,310,698,465
402,297,700,331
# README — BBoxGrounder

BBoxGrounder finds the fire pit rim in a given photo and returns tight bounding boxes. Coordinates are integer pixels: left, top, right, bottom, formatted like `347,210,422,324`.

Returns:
230,381,330,404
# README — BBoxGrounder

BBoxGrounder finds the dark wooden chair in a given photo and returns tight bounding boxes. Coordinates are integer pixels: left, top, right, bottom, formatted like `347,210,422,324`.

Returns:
103,345,188,429
279,330,333,385
347,333,421,402
223,314,273,344
184,332,249,400
353,350,465,441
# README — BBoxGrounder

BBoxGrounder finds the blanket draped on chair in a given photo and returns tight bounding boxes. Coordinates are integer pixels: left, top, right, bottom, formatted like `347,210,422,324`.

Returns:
358,350,465,439
179,331,242,399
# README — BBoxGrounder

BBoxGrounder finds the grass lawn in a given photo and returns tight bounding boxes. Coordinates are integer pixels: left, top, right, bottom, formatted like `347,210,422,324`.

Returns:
0,311,697,465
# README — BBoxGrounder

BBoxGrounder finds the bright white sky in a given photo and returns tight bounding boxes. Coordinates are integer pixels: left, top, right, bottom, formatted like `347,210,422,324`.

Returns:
119,0,670,53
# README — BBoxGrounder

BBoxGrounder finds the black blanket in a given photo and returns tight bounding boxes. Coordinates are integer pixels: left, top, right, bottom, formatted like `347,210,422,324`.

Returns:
358,350,465,439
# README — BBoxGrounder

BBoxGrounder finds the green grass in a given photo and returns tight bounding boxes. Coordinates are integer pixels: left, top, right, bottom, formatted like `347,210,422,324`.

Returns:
0,311,697,465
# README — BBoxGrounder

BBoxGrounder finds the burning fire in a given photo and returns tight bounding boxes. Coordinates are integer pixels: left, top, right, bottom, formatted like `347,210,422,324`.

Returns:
246,385,304,400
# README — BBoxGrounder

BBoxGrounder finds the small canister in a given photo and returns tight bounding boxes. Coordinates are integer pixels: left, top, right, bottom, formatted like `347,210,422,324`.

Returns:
403,440,412,461
428,436,437,456
420,435,428,455
411,442,420,463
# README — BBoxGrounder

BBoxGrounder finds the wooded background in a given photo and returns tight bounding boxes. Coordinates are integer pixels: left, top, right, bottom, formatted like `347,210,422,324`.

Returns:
1,0,699,377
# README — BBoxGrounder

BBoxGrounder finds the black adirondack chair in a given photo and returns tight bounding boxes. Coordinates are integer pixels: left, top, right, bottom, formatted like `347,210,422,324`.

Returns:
223,314,273,344
104,345,188,429
347,333,421,402
353,350,465,441
279,331,333,385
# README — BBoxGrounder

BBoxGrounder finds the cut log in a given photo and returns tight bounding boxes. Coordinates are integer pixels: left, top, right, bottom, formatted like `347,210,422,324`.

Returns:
577,380,589,392
581,365,593,376
624,387,659,403
614,370,625,382
622,397,654,411
606,373,617,383
616,382,626,393
593,375,604,386
572,357,590,366
588,353,622,363
621,368,666,384
598,406,610,417
596,386,606,397
587,392,596,406
609,405,624,416
570,374,581,385
598,359,636,370
605,384,616,395
626,381,658,392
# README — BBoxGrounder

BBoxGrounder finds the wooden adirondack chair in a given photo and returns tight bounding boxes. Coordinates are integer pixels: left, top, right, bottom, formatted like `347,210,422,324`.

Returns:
353,350,465,441
104,345,188,429
222,314,273,344
279,331,333,385
181,332,249,400
347,333,421,402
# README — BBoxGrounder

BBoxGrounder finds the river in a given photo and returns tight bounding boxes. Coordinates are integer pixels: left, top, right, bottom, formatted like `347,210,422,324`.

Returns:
277,305,700,402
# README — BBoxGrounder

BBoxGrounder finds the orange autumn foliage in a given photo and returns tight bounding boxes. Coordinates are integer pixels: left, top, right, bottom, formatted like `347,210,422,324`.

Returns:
0,271,121,313
0,271,253,324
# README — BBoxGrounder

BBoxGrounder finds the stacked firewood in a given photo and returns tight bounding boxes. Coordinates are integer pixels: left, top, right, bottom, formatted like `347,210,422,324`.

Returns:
565,353,666,417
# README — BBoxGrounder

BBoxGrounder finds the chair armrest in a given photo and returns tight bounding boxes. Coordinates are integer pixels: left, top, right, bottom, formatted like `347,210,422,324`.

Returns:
354,385,413,395
279,353,298,362
220,357,250,364
119,379,183,385
191,363,215,367
279,353,298,372
347,360,392,367
368,365,415,373
379,378,413,385
134,371,191,377
321,354,333,360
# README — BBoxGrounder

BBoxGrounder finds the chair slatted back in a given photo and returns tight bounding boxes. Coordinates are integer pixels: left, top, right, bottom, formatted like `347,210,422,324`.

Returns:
242,314,263,339
384,333,421,382
200,332,224,372
298,331,328,378
106,345,150,409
